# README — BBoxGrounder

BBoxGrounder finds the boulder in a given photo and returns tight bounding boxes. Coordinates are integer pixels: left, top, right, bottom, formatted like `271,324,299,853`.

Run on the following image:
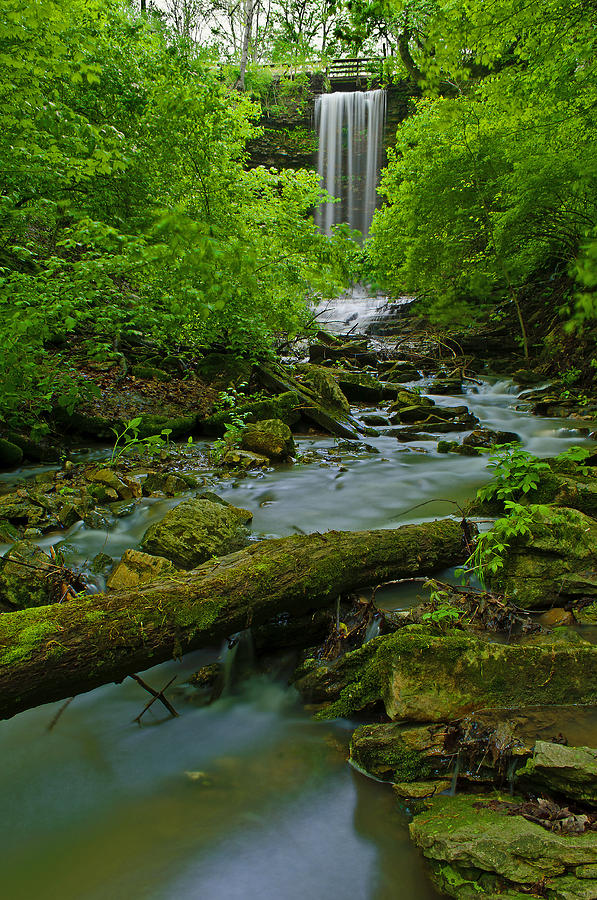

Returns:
0,541,60,610
142,472,190,496
294,627,597,722
492,507,597,609
517,742,597,807
86,467,133,501
140,498,252,568
241,419,295,461
0,439,23,468
294,364,351,414
106,549,177,590
350,723,450,783
427,377,463,395
462,428,521,449
409,793,597,899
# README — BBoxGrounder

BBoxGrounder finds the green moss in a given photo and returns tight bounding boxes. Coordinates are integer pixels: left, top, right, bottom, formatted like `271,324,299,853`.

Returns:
201,391,302,435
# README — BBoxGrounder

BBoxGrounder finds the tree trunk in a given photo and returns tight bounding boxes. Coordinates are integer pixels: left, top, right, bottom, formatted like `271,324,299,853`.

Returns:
235,0,255,91
0,519,466,720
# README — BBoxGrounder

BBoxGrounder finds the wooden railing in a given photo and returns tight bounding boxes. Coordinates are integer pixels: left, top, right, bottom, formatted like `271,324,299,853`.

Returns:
327,57,383,80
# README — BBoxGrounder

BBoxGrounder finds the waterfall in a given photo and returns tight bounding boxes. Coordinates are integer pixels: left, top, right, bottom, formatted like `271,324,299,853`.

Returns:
314,89,386,237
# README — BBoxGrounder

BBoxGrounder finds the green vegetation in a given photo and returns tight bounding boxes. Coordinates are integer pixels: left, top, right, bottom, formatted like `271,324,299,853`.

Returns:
0,0,357,434
366,0,597,342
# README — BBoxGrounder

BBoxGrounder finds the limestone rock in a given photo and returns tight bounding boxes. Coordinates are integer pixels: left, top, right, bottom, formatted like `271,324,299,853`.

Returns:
462,428,521,448
241,419,295,461
517,742,597,807
142,472,190,496
493,507,597,608
294,627,597,722
107,549,177,590
141,498,252,568
350,722,449,782
294,364,351,413
409,793,597,898
86,467,133,501
0,541,57,610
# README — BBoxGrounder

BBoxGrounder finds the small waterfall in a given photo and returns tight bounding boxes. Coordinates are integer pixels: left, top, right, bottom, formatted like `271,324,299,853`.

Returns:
315,89,386,237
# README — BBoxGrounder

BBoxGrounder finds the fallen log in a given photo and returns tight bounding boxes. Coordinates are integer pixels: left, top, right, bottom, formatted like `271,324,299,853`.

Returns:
0,519,466,720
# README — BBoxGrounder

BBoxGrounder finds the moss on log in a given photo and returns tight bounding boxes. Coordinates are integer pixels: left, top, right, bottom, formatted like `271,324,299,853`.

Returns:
0,519,465,720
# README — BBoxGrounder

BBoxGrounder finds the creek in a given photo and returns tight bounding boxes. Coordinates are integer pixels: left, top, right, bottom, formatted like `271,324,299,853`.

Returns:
0,295,594,899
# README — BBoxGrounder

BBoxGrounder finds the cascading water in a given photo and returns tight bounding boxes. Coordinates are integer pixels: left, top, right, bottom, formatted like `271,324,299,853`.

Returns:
314,89,386,237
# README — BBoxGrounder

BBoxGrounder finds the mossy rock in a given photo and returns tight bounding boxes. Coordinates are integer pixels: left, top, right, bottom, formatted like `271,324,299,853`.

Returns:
350,722,448,782
492,506,597,608
409,793,597,898
106,549,177,590
294,626,597,722
294,363,351,413
0,439,23,468
241,419,295,461
200,391,302,436
131,364,171,382
517,741,597,807
141,498,253,568
0,541,57,610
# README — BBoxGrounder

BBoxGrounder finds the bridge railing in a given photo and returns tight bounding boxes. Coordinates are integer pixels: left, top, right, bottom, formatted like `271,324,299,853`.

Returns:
327,57,384,80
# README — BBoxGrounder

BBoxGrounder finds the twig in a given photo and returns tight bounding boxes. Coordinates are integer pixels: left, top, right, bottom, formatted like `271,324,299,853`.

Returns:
47,696,74,731
131,674,179,723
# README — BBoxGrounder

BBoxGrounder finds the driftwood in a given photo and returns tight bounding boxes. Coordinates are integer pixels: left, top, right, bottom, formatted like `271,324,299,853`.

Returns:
0,519,465,720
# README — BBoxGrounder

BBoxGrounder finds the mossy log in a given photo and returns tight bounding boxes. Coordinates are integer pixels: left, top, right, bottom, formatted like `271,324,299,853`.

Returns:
0,519,465,720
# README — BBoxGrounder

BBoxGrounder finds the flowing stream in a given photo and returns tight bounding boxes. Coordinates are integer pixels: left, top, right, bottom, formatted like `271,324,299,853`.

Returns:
0,297,595,899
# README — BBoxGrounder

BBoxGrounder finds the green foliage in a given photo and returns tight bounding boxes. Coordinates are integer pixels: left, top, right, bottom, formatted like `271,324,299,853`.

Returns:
211,412,249,462
109,417,172,463
460,502,555,588
421,583,461,628
476,445,551,504
367,0,597,331
0,0,356,429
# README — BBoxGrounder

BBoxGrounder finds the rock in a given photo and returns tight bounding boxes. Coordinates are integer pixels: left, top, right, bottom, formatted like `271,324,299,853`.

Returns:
57,503,84,528
517,741,597,807
86,468,133,501
309,341,378,368
0,439,23,468
255,363,362,440
428,377,463,395
221,449,270,468
294,627,597,722
393,781,451,800
106,549,177,590
0,541,58,610
361,414,390,427
241,419,295,461
493,507,597,609
201,391,303,435
131,364,170,382
409,793,597,898
539,608,575,627
462,428,521,448
350,722,450,782
394,404,471,425
83,510,111,530
0,519,20,542
294,364,351,414
0,492,47,530
90,552,113,574
108,500,139,518
140,498,252,568
142,472,190,496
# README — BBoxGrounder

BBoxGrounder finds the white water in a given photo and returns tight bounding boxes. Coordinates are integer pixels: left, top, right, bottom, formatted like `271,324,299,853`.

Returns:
315,90,386,237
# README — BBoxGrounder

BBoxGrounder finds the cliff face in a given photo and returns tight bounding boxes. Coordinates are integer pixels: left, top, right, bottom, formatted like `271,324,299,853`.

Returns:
246,75,417,172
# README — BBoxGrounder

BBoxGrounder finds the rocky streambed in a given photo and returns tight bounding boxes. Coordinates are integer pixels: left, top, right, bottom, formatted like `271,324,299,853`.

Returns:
1,308,597,899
